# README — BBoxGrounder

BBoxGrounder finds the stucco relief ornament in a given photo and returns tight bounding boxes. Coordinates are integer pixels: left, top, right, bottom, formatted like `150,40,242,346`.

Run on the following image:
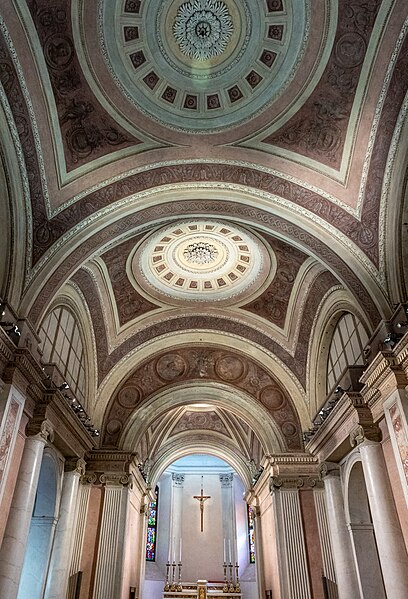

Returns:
173,0,233,60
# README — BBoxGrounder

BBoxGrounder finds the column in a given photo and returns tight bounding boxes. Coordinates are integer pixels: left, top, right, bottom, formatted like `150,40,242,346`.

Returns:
219,474,235,564
169,473,184,563
313,487,337,599
92,474,131,599
359,439,408,598
271,478,311,599
44,458,86,599
320,462,361,599
0,420,53,599
251,506,266,599
67,479,91,599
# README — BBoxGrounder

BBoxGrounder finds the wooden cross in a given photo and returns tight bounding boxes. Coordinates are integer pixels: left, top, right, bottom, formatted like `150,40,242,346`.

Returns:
193,477,211,532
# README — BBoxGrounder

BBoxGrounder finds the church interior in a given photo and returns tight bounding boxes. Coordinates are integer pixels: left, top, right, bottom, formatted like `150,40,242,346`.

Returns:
0,0,408,598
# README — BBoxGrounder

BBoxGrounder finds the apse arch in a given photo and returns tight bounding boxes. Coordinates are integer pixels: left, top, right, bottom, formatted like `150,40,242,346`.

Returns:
94,330,308,428
118,382,290,455
149,442,254,490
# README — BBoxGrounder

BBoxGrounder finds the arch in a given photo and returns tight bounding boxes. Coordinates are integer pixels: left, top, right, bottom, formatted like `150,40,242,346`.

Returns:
22,184,384,327
121,383,288,456
307,289,372,413
37,284,96,412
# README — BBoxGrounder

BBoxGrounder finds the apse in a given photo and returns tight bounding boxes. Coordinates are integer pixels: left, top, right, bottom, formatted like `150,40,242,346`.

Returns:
143,454,257,599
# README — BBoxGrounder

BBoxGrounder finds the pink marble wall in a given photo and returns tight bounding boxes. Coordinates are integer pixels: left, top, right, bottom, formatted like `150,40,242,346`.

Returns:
389,402,408,487
0,413,27,544
79,485,102,599
299,489,325,599
380,420,408,550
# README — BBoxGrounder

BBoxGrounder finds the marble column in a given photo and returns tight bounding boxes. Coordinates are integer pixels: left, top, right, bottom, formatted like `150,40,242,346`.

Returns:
271,478,311,599
44,458,86,599
92,473,131,599
219,473,236,565
169,473,184,563
67,478,91,599
359,439,408,599
0,420,53,599
313,487,337,599
252,506,266,599
320,463,361,599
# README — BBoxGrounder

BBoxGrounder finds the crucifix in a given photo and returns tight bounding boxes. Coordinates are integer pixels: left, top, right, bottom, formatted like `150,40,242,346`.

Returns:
193,476,211,532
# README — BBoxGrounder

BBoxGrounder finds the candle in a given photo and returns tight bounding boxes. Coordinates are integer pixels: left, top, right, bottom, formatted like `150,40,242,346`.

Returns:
223,538,226,563
168,537,171,563
173,536,176,563
179,538,182,563
228,539,231,564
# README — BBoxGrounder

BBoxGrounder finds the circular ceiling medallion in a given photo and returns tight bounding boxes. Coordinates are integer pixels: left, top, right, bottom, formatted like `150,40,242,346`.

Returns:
100,0,309,131
118,385,141,408
132,220,273,305
173,0,234,60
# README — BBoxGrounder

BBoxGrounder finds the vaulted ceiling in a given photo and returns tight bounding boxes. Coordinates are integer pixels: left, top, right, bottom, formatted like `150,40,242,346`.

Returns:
1,0,407,472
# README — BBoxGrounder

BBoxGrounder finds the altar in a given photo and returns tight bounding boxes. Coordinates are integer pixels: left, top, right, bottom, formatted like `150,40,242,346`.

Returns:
163,580,242,598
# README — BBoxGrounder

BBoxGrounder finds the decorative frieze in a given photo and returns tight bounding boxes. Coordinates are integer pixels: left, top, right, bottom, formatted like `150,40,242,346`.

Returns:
270,475,323,492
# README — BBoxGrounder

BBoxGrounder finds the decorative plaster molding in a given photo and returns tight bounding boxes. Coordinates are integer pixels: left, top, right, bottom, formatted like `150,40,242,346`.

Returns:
99,472,132,487
270,475,323,492
65,457,87,475
26,417,54,443
319,461,340,479
349,423,381,447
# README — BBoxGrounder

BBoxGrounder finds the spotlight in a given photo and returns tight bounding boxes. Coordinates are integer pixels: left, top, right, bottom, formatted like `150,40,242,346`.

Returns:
92,429,100,437
0,302,6,317
383,333,401,347
396,321,408,329
335,386,345,396
58,382,69,391
0,322,21,340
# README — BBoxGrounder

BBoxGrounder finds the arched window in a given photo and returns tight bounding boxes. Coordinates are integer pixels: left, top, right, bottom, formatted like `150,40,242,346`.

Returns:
327,313,368,393
39,307,86,405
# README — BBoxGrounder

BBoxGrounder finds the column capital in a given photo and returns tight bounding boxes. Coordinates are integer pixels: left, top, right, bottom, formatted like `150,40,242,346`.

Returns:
219,473,233,487
172,473,185,487
65,457,86,475
99,473,132,488
319,461,340,479
270,475,323,492
25,417,54,443
349,423,381,447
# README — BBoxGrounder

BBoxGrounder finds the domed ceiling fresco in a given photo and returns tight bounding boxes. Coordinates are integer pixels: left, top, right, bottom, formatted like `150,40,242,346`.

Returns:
0,0,407,461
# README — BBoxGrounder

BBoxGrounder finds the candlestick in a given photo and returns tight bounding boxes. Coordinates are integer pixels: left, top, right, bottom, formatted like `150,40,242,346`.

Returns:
223,561,228,593
170,561,177,591
164,562,170,591
173,536,176,564
179,537,182,563
228,539,231,564
223,538,226,563
177,561,183,592
229,561,234,593
235,562,241,593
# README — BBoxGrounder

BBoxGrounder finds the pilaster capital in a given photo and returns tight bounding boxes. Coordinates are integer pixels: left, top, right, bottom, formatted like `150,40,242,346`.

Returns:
26,417,54,443
270,475,323,492
81,472,98,486
319,461,340,479
65,457,86,476
99,472,132,488
219,473,233,487
172,473,185,487
349,424,381,447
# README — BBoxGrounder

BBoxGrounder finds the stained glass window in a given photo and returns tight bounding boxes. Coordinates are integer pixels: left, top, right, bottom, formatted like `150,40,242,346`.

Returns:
247,504,255,563
146,486,159,561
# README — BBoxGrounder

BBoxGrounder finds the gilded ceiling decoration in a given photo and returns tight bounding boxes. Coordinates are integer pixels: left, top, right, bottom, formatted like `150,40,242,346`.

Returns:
101,0,308,130
134,220,272,304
